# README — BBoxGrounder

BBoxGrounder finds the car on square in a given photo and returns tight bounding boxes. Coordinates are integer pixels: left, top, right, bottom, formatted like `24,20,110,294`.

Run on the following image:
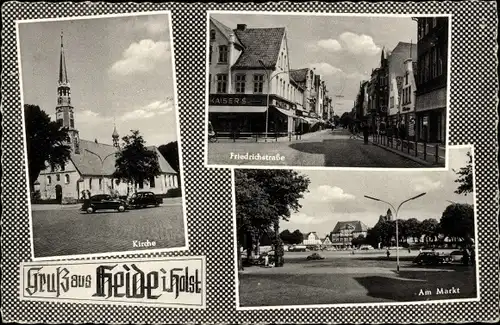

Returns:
128,191,163,208
81,194,128,213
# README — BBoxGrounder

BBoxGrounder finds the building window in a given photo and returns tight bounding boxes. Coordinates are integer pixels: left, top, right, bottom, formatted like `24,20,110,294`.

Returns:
65,174,70,184
210,29,215,41
61,164,65,172
89,178,92,190
99,178,103,190
208,74,211,92
70,119,74,128
149,176,155,188
216,74,227,93
209,45,212,64
218,45,228,63
235,74,246,93
437,46,444,76
408,86,412,103
432,17,437,28
253,74,264,93
47,176,52,185
56,174,60,182
58,98,62,104
138,179,144,189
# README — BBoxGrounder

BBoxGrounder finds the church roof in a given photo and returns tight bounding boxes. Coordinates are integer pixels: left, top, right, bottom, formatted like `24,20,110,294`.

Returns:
331,221,369,234
71,139,176,176
232,27,286,69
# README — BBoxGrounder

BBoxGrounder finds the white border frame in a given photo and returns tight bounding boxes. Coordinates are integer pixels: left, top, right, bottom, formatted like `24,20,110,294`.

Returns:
204,11,452,172
16,11,190,261
233,145,480,310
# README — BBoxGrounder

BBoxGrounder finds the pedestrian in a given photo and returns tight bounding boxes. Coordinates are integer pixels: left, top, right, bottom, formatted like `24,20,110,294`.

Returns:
362,122,369,144
386,248,391,260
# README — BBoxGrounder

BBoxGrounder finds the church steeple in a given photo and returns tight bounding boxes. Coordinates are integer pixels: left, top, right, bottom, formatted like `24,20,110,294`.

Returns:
56,31,79,154
112,123,120,148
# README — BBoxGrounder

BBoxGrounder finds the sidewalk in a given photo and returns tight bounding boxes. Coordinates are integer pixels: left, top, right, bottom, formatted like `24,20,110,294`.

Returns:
255,129,333,143
368,135,445,167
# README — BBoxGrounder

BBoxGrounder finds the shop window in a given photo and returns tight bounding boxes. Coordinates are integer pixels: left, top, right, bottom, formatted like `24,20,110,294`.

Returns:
65,174,70,184
218,45,228,63
253,74,264,93
216,74,227,93
210,29,216,41
149,176,155,188
235,74,246,93
47,176,52,185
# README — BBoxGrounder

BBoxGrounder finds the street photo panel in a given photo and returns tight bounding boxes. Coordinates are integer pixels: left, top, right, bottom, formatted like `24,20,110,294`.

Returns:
206,12,450,169
17,12,188,259
234,146,477,308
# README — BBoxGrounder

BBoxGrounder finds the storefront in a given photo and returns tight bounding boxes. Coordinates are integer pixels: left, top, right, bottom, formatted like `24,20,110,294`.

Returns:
415,87,447,144
208,94,298,135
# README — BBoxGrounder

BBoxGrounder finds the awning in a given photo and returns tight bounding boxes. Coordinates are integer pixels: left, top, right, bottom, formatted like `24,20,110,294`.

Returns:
209,106,267,113
274,106,296,118
298,117,319,124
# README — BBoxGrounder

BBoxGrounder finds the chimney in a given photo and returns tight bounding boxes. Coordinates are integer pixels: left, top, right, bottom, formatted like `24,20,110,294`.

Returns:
236,24,247,31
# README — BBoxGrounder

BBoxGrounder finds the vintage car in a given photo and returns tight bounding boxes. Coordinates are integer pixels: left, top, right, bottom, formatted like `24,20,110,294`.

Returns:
128,191,163,208
81,194,127,213
306,253,325,260
449,250,466,263
412,251,451,265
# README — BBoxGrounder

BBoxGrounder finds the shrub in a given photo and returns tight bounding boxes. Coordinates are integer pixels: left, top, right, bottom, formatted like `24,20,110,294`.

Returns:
166,187,182,198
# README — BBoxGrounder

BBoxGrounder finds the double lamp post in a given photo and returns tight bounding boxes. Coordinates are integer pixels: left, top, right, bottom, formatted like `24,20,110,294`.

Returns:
364,192,426,273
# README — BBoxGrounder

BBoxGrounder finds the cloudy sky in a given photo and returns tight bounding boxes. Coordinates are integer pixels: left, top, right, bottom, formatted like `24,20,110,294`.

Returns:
18,13,177,147
211,13,417,115
282,146,474,238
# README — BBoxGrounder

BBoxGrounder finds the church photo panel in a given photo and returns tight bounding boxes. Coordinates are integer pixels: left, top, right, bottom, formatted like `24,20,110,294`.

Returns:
16,11,188,260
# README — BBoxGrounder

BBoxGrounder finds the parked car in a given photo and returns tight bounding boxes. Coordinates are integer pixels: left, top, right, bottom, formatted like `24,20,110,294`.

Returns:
306,253,325,260
81,194,127,213
449,250,465,262
128,191,163,208
413,251,451,265
360,245,374,250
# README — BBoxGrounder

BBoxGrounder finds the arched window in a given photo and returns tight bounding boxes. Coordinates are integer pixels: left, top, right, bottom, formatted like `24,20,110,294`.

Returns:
65,174,70,184
47,176,52,185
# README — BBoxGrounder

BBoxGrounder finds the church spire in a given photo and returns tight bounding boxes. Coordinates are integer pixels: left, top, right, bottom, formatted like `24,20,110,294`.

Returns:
112,120,120,148
59,31,69,86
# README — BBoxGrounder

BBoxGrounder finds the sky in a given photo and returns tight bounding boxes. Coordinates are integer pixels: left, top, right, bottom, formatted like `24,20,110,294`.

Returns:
211,13,417,115
18,13,177,147
282,146,474,238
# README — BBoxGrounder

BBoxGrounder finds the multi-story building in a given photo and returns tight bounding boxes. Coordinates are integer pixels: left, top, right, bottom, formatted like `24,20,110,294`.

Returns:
302,232,322,246
414,17,449,143
289,67,322,127
387,42,417,138
401,58,418,140
329,221,369,249
207,18,305,136
367,48,390,133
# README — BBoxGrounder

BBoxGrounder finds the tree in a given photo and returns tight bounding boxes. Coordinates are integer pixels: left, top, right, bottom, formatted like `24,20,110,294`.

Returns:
158,141,181,186
454,151,473,195
420,218,439,245
405,218,422,243
235,169,310,269
291,229,304,245
351,234,366,248
24,104,71,191
279,229,303,245
113,130,161,193
439,203,474,248
339,112,352,127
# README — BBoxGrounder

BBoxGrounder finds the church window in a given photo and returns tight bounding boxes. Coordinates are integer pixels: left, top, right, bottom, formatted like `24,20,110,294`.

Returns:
47,176,52,185
65,174,70,184
149,176,156,188
56,174,60,182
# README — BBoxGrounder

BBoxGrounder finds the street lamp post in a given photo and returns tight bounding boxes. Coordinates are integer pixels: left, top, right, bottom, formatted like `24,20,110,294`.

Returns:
85,149,116,194
364,192,426,273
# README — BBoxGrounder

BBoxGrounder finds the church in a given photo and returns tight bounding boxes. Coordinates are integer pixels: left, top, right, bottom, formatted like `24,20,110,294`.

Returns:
34,33,179,204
